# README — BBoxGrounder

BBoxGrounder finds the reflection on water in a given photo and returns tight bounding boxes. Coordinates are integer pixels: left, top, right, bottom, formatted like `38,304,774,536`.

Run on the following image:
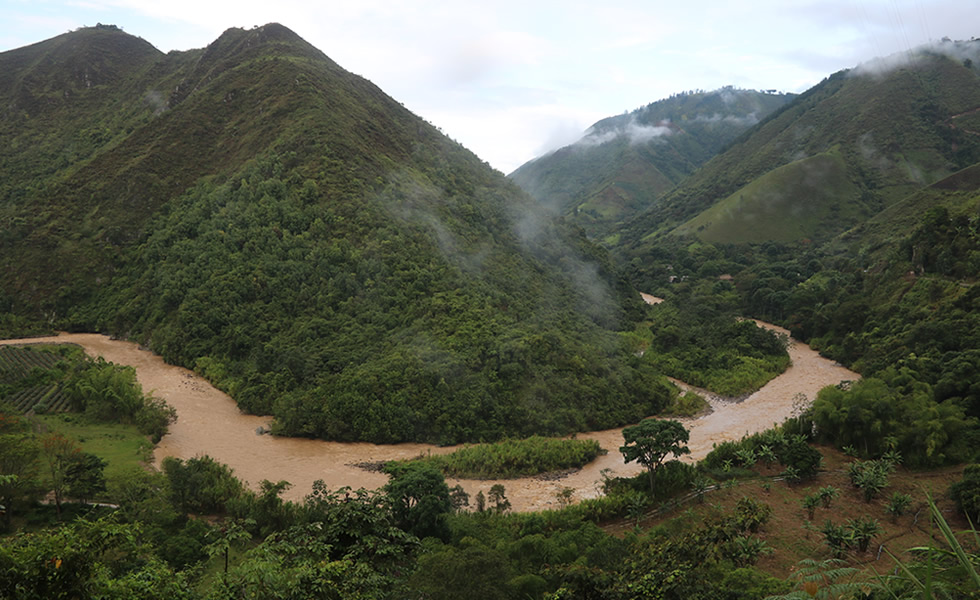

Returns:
2,324,857,512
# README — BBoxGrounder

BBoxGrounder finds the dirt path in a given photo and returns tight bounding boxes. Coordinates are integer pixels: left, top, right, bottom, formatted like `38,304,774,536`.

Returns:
1,320,858,512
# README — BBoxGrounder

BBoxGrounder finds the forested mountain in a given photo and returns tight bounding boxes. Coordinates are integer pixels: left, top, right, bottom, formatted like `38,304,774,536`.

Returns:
608,42,980,466
617,40,980,251
509,88,795,241
4,24,980,600
0,24,671,444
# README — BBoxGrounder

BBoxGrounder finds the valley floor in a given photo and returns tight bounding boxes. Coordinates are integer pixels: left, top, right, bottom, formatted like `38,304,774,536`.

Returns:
0,326,858,511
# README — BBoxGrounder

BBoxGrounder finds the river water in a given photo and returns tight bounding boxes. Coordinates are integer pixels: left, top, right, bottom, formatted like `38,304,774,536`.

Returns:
1,310,858,512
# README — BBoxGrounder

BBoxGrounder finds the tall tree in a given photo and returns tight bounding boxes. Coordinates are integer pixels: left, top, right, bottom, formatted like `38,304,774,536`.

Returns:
40,433,80,519
205,518,253,574
383,462,452,540
0,410,40,530
65,452,107,505
620,419,691,492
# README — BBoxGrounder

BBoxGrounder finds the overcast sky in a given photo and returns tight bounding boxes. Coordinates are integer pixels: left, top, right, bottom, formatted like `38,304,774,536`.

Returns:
2,0,976,173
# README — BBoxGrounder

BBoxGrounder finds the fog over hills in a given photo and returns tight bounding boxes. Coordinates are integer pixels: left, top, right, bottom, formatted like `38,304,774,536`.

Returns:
0,24,670,444
509,88,796,241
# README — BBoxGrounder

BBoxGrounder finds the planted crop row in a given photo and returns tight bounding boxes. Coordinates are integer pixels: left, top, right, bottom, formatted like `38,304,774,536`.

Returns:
0,345,63,378
7,384,53,412
3,384,72,414
41,387,73,413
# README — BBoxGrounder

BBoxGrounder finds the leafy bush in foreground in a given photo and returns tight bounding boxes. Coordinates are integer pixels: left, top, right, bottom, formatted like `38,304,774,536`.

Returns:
951,464,980,524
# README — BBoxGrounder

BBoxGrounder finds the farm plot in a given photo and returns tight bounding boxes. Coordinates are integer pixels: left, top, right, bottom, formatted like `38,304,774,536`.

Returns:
0,345,79,414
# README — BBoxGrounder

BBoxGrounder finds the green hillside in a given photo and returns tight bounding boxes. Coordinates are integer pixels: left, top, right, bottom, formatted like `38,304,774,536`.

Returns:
792,167,980,377
0,24,671,444
4,25,980,600
620,41,980,252
509,88,795,241
674,149,863,243
602,43,980,470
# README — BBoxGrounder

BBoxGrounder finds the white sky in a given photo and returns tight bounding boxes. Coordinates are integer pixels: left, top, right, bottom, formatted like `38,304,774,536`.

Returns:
1,0,976,173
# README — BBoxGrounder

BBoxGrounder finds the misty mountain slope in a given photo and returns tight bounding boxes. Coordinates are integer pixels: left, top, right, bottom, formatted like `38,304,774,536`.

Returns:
672,149,864,243
1,24,671,444
618,41,980,254
600,43,980,435
828,161,980,262
509,88,795,241
0,25,164,215
0,23,436,309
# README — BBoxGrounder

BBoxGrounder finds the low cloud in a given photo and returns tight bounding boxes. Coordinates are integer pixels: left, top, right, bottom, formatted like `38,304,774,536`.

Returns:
691,112,761,126
853,38,980,78
576,116,673,147
143,90,168,114
378,170,492,276
511,202,618,327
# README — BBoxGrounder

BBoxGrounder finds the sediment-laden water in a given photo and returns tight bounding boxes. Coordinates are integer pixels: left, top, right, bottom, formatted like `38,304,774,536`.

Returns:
1,316,857,511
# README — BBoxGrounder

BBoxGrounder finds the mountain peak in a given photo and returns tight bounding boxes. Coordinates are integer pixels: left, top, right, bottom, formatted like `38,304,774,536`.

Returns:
1,23,668,445
509,87,796,239
0,23,160,121
203,22,325,62
167,22,334,107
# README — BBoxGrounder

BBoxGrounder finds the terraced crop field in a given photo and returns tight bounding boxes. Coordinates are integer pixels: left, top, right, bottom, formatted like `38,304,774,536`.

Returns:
0,345,76,414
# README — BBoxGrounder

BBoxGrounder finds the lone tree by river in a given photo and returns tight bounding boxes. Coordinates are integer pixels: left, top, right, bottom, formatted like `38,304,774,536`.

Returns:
619,419,691,492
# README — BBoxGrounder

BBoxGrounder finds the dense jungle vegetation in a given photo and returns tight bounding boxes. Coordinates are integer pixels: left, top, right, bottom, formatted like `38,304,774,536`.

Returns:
626,283,791,396
0,24,681,445
2,392,978,599
397,436,604,479
68,153,672,444
3,24,980,599
621,191,980,467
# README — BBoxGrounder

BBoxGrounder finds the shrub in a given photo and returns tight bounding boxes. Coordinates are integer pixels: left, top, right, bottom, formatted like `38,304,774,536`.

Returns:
781,465,801,485
734,497,772,533
950,464,980,523
135,396,177,443
818,485,840,508
702,440,742,471
724,536,773,568
662,391,710,418
161,455,245,515
734,447,757,468
703,429,821,481
886,492,913,521
777,436,822,480
801,493,821,520
821,520,853,558
846,516,881,553
399,436,604,479
848,460,890,503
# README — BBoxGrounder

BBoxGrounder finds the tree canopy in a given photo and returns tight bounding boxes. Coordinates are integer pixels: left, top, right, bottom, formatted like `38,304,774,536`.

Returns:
619,419,691,491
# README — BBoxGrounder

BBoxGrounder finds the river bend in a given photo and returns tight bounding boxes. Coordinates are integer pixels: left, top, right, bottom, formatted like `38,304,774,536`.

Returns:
1,320,858,512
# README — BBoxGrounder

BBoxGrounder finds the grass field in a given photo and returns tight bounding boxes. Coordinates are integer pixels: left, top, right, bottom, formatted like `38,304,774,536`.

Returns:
33,413,154,485
673,149,863,244
402,435,605,479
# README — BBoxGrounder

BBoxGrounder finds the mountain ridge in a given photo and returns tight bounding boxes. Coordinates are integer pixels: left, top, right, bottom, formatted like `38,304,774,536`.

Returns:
509,87,795,241
0,23,670,444
617,41,980,253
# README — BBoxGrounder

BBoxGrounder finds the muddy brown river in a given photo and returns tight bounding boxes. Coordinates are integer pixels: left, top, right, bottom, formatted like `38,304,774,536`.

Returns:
1,311,858,512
